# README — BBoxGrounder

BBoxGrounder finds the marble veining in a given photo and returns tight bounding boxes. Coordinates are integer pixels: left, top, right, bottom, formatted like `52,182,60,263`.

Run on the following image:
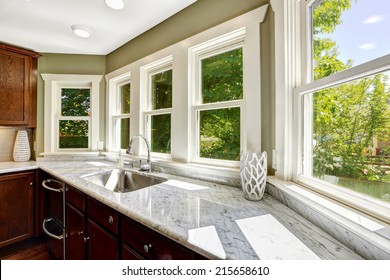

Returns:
267,178,390,260
0,160,363,259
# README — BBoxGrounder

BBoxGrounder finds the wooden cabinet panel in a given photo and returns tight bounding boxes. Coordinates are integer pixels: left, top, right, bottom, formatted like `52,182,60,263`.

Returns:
87,196,118,235
121,244,144,260
0,172,35,247
87,219,118,260
122,216,194,260
66,203,85,260
66,185,85,212
0,44,39,127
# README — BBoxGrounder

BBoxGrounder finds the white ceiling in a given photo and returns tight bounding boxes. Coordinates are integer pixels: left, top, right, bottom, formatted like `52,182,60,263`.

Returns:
0,0,197,55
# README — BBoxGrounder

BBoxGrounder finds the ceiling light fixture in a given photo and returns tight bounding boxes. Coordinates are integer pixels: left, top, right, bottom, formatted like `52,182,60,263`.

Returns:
71,25,92,38
105,0,125,10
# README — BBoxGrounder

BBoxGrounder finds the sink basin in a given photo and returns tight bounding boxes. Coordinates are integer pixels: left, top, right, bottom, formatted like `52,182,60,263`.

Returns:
83,169,167,193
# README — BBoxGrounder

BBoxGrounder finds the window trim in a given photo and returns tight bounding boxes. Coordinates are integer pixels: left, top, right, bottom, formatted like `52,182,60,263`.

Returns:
41,74,102,154
106,72,131,152
189,30,248,167
141,56,173,159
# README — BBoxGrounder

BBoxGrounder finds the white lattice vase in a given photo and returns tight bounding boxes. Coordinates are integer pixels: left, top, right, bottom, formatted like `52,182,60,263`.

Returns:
240,151,267,201
13,130,31,162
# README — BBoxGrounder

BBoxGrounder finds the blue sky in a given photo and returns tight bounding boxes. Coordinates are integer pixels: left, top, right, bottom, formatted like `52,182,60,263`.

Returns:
321,0,390,67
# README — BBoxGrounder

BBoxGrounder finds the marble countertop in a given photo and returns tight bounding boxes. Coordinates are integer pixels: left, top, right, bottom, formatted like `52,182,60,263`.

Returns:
0,160,363,260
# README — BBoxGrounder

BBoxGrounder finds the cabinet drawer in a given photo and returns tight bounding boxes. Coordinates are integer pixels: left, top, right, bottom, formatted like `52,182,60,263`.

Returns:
66,185,85,212
87,197,118,235
122,217,194,260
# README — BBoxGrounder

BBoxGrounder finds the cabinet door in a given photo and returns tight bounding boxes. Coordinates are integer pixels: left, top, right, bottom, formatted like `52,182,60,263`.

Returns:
66,203,85,260
121,244,144,260
0,172,34,247
87,219,118,260
0,50,32,126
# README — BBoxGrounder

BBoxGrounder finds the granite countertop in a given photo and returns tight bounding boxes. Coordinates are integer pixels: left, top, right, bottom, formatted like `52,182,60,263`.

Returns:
0,160,362,260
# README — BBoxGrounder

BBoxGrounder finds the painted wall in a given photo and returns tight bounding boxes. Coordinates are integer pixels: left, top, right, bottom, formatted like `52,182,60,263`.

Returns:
106,0,269,72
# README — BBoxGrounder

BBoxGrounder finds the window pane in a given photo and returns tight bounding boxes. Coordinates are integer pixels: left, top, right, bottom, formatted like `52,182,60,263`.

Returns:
312,0,390,80
150,114,171,154
119,83,130,114
59,120,88,149
115,118,130,150
61,88,90,116
199,107,240,161
151,70,172,110
201,48,243,103
309,70,390,203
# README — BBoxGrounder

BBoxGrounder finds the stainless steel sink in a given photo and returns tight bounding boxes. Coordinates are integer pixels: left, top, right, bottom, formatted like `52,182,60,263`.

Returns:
83,169,167,193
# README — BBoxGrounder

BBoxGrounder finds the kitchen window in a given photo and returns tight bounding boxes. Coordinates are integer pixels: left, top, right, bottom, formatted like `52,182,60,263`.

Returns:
291,0,390,222
59,88,90,149
141,57,173,156
192,46,244,163
41,74,102,154
106,73,131,152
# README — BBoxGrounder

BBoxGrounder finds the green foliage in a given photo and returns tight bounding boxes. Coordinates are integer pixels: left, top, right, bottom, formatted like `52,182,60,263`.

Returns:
59,88,90,149
200,108,240,161
199,48,243,160
312,0,390,185
202,48,243,103
151,114,171,154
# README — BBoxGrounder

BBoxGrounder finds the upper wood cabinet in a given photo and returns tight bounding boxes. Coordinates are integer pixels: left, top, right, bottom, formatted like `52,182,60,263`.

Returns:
0,43,40,127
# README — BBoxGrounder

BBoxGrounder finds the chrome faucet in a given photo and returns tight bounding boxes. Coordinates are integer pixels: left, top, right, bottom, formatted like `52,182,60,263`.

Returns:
126,134,151,172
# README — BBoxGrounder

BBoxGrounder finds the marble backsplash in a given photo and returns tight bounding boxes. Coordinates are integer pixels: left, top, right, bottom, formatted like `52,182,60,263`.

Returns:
0,128,33,162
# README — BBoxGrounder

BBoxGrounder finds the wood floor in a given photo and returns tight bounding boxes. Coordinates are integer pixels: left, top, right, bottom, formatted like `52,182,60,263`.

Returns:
0,237,54,260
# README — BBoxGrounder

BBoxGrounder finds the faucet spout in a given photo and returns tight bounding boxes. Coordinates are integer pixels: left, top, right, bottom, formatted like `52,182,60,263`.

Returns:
126,134,151,172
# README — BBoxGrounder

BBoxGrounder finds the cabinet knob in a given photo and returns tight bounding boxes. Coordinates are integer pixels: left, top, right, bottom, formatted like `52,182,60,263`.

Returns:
143,244,152,253
29,182,33,186
77,231,84,236
108,216,114,224
84,236,90,242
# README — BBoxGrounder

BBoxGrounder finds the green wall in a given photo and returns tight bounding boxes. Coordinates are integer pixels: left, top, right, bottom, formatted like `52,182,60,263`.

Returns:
106,0,269,72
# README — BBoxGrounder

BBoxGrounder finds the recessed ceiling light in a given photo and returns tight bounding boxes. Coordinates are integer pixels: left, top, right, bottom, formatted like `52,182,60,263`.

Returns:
71,25,92,38
105,0,125,10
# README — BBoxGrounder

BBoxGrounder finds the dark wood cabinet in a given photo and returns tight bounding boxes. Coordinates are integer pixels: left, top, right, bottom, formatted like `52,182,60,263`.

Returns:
0,44,39,127
86,197,118,260
65,187,118,260
87,219,118,260
66,203,85,260
64,185,204,260
121,216,195,260
0,171,35,248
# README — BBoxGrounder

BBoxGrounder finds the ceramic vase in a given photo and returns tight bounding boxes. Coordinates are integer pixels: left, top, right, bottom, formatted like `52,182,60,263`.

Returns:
240,151,267,201
13,130,31,162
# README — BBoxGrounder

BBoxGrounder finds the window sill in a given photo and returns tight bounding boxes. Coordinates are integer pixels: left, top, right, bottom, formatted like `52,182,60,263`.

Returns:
104,151,241,187
267,176,390,259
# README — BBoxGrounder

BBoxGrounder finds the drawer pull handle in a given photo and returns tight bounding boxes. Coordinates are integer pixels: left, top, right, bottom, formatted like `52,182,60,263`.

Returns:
143,244,152,253
108,216,114,224
42,179,64,192
42,218,64,240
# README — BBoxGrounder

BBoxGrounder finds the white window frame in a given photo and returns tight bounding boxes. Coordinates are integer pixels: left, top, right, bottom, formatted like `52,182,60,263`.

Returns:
41,74,102,154
141,56,173,159
272,0,390,223
189,37,245,167
106,72,132,152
